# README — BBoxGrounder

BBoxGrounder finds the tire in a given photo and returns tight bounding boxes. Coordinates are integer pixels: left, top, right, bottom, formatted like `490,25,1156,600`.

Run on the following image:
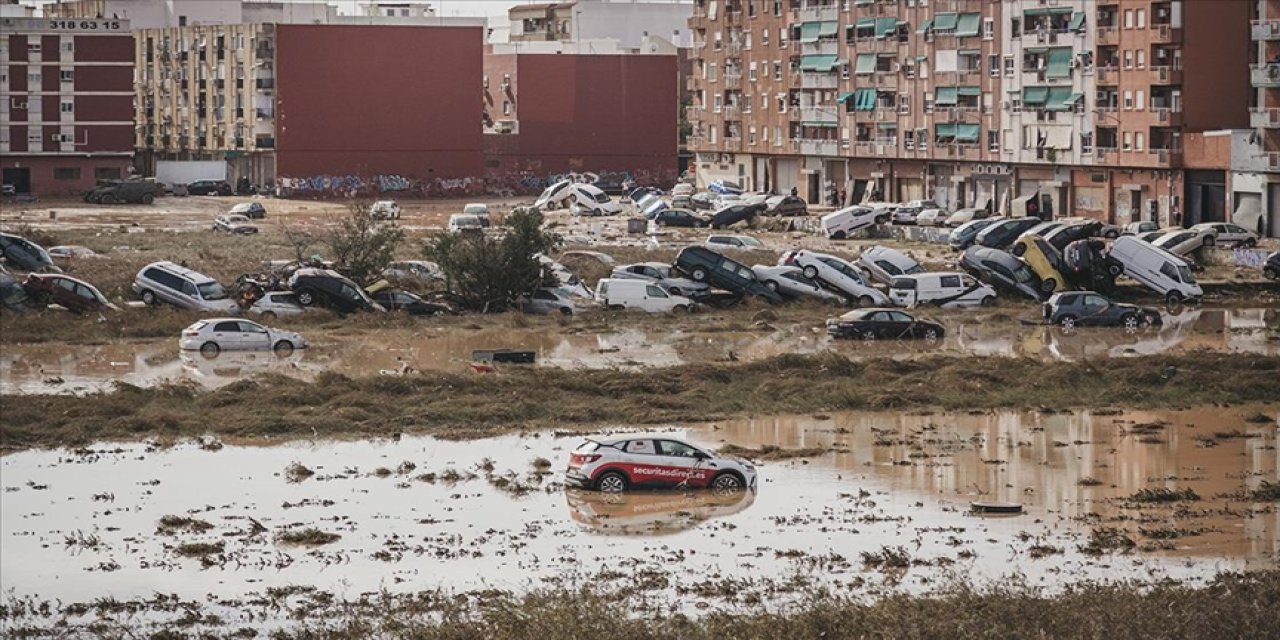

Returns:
1058,315,1077,330
140,194,155,205
671,305,688,315
296,290,315,306
858,295,874,307
1011,244,1027,257
690,267,708,282
594,470,629,493
860,330,876,341
831,231,847,240
1203,236,1215,247
1121,314,1139,332
273,340,294,355
140,289,157,305
1244,238,1257,248
1264,267,1278,280
1040,278,1057,293
1108,263,1123,277
1165,291,1183,305
99,193,117,205
199,342,220,358
764,280,779,292
559,307,573,316
711,472,744,492
980,296,996,307
802,265,818,279
922,327,940,342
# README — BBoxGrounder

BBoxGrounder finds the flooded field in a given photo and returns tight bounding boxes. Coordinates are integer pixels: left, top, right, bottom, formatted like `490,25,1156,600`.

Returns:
4,307,1276,395
3,407,1275,621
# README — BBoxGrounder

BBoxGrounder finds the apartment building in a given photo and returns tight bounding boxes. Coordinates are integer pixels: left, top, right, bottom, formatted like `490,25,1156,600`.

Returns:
507,0,694,48
1239,0,1280,235
1,16,135,196
132,18,484,189
687,0,1259,229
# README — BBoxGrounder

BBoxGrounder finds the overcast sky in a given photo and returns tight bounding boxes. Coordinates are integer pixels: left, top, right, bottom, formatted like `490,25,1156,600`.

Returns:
21,0,538,18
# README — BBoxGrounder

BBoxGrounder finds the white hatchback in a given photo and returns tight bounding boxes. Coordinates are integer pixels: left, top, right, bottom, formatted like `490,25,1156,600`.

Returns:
565,435,757,493
789,250,889,306
180,318,307,357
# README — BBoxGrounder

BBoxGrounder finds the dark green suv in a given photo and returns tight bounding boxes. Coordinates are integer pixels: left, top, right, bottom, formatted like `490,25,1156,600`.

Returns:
674,246,783,304
1042,291,1163,331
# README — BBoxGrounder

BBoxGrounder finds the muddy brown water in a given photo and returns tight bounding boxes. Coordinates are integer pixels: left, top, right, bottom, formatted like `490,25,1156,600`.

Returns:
2,408,1275,610
3,307,1276,395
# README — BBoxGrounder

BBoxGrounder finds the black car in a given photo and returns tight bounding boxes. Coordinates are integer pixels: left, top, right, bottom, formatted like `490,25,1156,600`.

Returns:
674,246,784,304
960,245,1044,301
1264,251,1280,280
710,203,766,229
0,270,32,312
187,180,234,196
1063,239,1122,292
1043,291,1163,331
826,308,945,341
764,195,807,217
1043,221,1103,252
0,233,60,273
287,268,385,313
975,217,1043,250
653,209,710,228
689,193,717,211
371,289,454,316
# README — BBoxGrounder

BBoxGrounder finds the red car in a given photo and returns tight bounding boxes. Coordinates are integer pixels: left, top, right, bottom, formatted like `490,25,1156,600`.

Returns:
22,273,118,313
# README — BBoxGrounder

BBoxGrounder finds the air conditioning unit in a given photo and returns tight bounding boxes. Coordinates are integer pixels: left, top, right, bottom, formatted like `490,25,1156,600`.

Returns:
1001,100,1010,110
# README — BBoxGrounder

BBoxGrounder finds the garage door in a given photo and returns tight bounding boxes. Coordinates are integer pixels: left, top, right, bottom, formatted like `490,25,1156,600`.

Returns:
774,158,799,195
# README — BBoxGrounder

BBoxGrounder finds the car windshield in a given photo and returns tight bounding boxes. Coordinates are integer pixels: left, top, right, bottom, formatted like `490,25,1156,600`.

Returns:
453,215,481,228
904,264,925,274
1176,264,1195,284
197,281,228,300
739,237,761,247
591,191,610,204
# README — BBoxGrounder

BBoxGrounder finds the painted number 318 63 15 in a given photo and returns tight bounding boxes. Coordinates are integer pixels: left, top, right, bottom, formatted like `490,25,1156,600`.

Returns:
565,436,758,493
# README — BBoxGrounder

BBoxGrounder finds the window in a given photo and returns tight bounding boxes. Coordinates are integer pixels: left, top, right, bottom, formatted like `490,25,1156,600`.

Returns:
773,61,782,80
940,275,962,288
646,285,668,298
1136,9,1146,28
502,101,510,115
773,126,781,145
1135,132,1144,151
982,17,994,39
988,54,1000,77
29,72,42,86
987,130,999,152
1124,9,1133,28
762,28,769,46
60,100,73,113
61,41,73,53
898,93,910,114
749,126,757,145
713,95,722,112
749,61,758,81
27,41,41,52
1081,132,1093,153
777,94,786,113
1136,50,1145,68
1123,131,1132,151
1123,90,1133,109
624,439,656,454
1003,56,1014,76
53,167,80,180
657,440,701,458
778,27,787,46
238,321,267,334
213,320,239,332
1135,90,1144,110
1123,50,1133,68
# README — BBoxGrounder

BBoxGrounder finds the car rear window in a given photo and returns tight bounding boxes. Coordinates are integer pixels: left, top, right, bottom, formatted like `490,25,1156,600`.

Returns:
890,277,917,290
573,441,600,453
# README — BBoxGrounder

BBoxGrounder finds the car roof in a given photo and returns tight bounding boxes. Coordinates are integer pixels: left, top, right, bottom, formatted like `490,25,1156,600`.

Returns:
145,261,217,283
202,317,252,324
592,434,691,446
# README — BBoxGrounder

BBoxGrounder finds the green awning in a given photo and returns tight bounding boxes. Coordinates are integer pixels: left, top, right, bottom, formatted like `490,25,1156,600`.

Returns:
959,49,981,55
1046,47,1073,78
1024,46,1048,54
876,122,898,129
875,17,898,37
1023,86,1049,105
1025,7,1073,17
854,0,872,5
1045,87,1078,111
800,22,822,43
1068,12,1086,31
916,18,933,34
935,123,957,138
836,91,856,104
935,86,959,106
800,54,839,71
854,53,876,75
955,13,981,37
933,12,958,31
856,17,875,28
957,86,981,97
855,88,877,111
819,21,839,37
802,121,837,128
955,123,980,142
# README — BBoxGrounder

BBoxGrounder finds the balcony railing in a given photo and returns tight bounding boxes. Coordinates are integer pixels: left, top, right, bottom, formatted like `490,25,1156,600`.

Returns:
1252,19,1280,40
1149,147,1182,166
723,105,741,119
796,5,838,22
1252,63,1280,87
798,138,840,156
723,73,743,88
1150,65,1182,83
798,106,838,123
1250,107,1280,128
800,72,838,89
1096,66,1118,84
801,40,840,55
1152,24,1179,43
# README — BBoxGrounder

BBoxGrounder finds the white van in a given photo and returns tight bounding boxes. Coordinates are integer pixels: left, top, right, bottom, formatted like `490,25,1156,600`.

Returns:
1107,236,1203,303
820,205,889,239
594,278,694,313
888,272,996,308
132,261,240,313
568,184,623,216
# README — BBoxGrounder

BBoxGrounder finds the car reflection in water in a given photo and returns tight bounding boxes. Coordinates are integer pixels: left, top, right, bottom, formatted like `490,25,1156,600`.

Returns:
178,349,310,387
565,486,757,536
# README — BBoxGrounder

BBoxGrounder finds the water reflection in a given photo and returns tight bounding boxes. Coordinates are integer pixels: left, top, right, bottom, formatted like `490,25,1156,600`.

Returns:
566,487,757,536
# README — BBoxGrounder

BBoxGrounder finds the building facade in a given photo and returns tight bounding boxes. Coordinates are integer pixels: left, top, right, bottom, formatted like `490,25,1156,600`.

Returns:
1,16,135,196
687,0,1270,233
507,0,694,48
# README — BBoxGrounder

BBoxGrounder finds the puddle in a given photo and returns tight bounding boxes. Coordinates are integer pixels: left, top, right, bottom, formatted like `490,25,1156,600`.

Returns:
4,308,1277,395
2,407,1274,611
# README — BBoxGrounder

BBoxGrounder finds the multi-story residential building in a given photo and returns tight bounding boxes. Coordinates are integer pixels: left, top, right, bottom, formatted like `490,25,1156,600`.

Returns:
507,0,694,48
1236,0,1280,235
1,15,135,196
132,15,485,190
483,42,679,184
687,0,1261,230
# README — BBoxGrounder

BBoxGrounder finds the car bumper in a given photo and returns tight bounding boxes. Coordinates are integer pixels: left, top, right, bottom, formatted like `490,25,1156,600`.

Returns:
178,338,203,350
564,468,592,488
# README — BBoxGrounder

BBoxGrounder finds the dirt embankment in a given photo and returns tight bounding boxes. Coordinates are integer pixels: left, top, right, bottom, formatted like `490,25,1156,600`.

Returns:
3,352,1276,450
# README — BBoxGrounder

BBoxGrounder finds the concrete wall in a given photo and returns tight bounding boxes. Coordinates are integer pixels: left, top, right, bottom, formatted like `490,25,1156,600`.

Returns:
273,24,484,187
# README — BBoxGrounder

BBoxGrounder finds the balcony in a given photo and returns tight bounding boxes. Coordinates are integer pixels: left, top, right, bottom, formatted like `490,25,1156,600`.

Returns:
255,77,275,90
1252,64,1280,87
723,105,742,120
1251,108,1280,128
801,40,839,55
1150,65,1182,84
1096,66,1119,84
939,143,982,160
684,104,703,119
685,76,700,91
943,107,981,122
1253,19,1280,40
1151,24,1180,43
255,108,274,120
796,5,838,22
1096,26,1118,44
1151,107,1182,126
687,134,706,148
798,106,838,124
800,72,838,89
1148,147,1182,166
723,73,743,88
853,139,898,156
798,138,839,156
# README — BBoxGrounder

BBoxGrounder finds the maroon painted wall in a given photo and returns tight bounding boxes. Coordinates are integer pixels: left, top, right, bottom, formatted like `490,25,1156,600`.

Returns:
74,34,134,63
1182,1,1251,132
274,24,484,181
72,65,132,92
75,95,133,122
484,53,677,182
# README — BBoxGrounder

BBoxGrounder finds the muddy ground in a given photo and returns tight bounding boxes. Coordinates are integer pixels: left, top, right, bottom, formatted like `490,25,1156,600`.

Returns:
1,195,1278,636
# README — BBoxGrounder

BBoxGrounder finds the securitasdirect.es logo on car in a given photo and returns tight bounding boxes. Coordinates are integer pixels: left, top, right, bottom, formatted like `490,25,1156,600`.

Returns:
632,466,708,479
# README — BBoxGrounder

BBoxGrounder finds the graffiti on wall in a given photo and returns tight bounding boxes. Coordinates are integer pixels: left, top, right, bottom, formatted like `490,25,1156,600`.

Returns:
277,166,678,200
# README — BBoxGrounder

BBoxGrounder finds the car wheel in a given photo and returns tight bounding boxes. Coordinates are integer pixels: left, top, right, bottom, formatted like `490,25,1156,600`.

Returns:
140,289,157,305
711,472,744,492
1203,236,1215,247
802,265,818,279
858,295,874,307
1121,314,1139,332
980,296,996,307
690,267,708,282
141,194,155,205
1059,315,1077,330
296,291,315,306
1011,244,1027,257
764,280,779,292
273,340,295,355
1165,291,1183,305
671,305,689,314
1040,278,1057,293
1108,263,1123,277
100,193,117,205
831,231,847,240
595,470,629,493
1244,238,1257,248
860,330,876,341
1264,267,1278,280
559,307,573,316
922,327,940,342
199,342,220,358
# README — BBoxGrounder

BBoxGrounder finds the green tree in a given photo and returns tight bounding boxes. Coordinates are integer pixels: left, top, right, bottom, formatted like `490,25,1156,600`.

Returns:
424,208,560,312
322,203,405,283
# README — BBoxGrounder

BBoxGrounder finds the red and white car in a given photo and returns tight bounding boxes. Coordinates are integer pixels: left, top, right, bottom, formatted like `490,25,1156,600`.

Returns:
565,435,758,493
